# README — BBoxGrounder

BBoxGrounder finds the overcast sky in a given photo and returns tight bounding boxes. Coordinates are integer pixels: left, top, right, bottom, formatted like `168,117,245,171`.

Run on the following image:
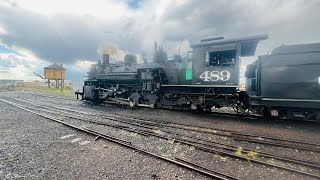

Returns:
0,0,319,81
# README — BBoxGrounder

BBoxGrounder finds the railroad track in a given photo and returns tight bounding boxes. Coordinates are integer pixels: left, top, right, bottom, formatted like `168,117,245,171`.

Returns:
1,98,237,180
21,91,320,123
17,97,320,152
13,97,320,154
5,97,320,179
114,115,320,151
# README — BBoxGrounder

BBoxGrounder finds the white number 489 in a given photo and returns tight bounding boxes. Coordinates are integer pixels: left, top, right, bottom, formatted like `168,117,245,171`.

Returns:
200,70,231,81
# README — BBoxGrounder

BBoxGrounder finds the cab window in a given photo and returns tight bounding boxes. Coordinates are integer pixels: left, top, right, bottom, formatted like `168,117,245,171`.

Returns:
208,49,236,66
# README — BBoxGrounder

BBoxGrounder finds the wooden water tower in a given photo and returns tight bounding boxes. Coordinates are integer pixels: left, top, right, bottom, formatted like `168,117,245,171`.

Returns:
44,63,66,88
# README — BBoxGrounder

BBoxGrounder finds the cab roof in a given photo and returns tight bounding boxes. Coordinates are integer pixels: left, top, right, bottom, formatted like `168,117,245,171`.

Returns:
191,34,268,57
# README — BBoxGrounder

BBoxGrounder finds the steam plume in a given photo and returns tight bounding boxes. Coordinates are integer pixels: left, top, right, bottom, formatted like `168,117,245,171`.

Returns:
97,42,125,61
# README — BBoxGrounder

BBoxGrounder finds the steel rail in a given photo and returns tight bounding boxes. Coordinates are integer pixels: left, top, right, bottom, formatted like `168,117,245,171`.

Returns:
0,98,237,180
127,128,320,179
175,157,238,180
232,137,320,153
12,97,320,168
55,103,318,148
95,114,320,153
98,121,320,179
78,112,320,169
23,90,320,123
18,97,320,148
118,116,320,147
5,98,320,179
13,98,320,166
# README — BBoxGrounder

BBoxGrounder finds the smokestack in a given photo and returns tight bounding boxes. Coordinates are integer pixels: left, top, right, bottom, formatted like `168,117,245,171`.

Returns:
102,54,110,64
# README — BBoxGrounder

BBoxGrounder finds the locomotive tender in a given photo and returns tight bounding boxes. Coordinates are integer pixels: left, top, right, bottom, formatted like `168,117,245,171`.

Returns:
245,43,320,120
77,34,320,121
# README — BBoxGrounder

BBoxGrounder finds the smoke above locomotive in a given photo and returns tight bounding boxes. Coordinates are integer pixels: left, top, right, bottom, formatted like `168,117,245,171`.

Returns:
97,43,126,62
88,41,169,81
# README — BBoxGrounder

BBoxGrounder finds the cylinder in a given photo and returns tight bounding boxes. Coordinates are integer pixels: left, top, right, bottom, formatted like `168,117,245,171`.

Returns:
102,54,110,64
147,82,153,91
156,83,161,89
141,72,147,80
142,83,147,91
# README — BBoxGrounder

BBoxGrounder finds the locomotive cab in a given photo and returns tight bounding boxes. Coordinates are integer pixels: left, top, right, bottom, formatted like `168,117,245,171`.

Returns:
161,35,268,110
192,44,239,86
190,35,268,88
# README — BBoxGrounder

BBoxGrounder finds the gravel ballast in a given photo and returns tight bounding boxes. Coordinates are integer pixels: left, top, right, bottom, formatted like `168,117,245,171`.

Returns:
1,90,320,179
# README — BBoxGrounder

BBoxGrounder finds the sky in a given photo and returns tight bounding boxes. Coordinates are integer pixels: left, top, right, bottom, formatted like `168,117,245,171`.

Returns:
0,0,319,82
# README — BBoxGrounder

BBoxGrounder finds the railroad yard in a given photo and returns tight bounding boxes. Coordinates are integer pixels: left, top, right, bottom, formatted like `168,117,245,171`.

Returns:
0,89,319,180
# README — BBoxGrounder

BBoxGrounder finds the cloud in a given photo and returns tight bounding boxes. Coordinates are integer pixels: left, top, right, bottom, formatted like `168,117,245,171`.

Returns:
2,0,320,59
0,52,96,81
0,0,320,81
0,53,44,80
0,24,7,35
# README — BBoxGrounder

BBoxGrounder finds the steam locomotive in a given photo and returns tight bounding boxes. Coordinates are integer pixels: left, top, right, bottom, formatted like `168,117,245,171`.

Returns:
76,35,320,121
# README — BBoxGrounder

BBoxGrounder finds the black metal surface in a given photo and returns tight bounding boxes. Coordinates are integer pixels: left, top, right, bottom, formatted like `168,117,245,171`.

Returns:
191,38,243,86
245,42,320,119
191,34,268,57
200,37,224,42
258,43,320,100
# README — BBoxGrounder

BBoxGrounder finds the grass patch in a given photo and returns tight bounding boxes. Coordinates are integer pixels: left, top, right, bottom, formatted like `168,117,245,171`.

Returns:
37,87,74,97
167,139,175,144
247,151,258,159
153,129,164,135
21,84,74,97
0,86,17,91
235,147,243,156
4,157,18,166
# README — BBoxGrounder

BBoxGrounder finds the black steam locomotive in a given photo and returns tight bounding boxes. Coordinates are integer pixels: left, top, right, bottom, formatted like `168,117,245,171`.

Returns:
77,35,320,121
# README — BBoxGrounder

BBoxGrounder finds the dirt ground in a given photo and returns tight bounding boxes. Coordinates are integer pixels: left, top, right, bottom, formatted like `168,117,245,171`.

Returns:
0,89,319,180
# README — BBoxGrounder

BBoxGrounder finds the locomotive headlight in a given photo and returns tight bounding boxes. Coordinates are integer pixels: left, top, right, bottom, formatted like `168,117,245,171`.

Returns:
318,76,320,85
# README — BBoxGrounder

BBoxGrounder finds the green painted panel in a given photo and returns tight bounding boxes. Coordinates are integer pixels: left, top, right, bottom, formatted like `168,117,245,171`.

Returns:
186,61,192,80
186,68,192,80
185,52,193,80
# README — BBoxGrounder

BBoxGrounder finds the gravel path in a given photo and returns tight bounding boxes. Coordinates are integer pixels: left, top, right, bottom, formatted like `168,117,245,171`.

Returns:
1,90,320,179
